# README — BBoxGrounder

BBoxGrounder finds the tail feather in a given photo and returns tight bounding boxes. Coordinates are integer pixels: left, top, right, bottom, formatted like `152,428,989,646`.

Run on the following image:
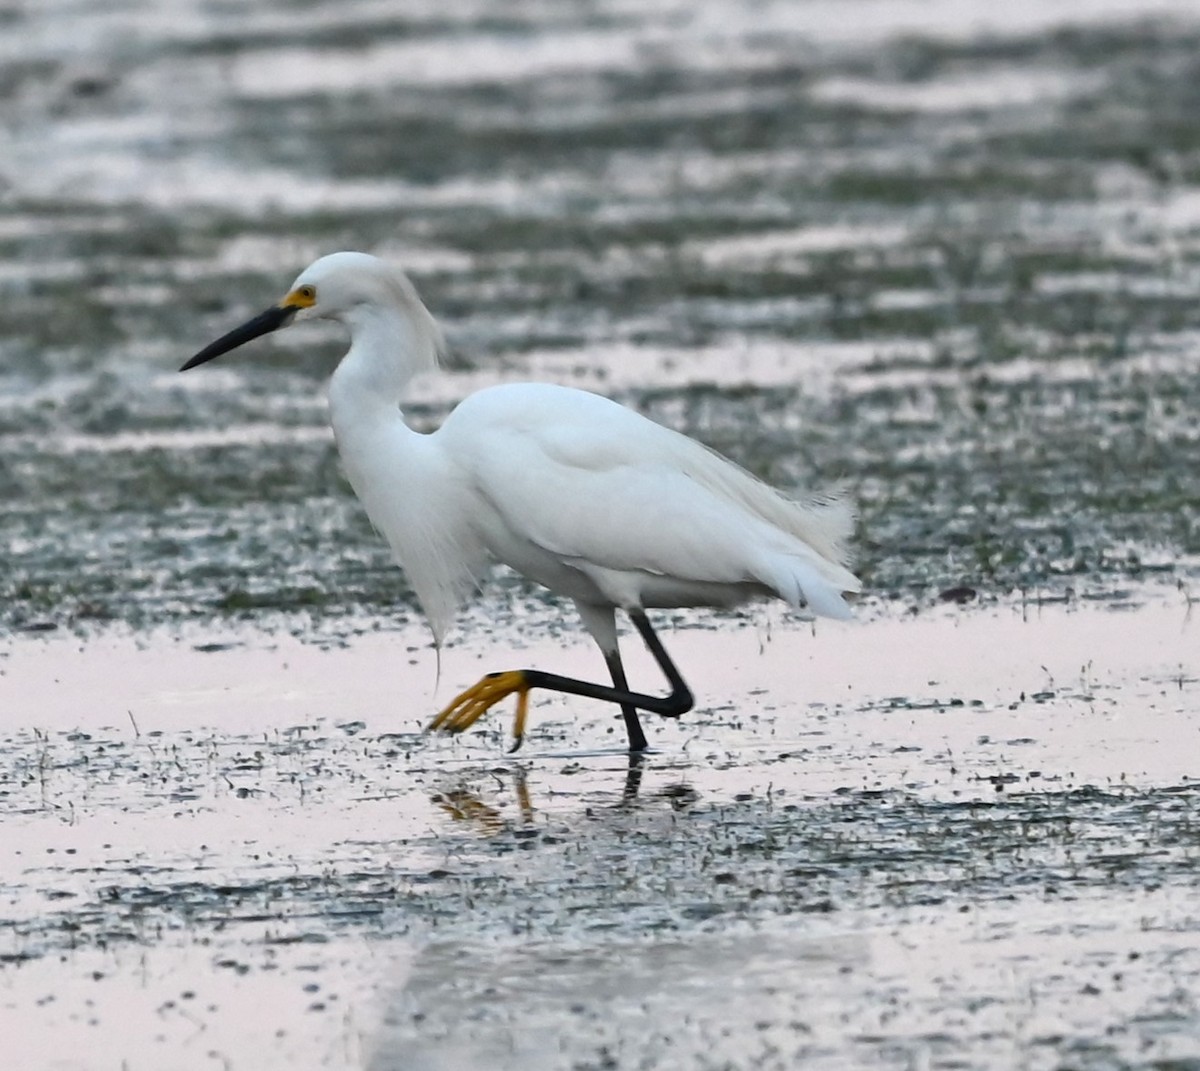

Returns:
756,552,859,621
684,441,857,573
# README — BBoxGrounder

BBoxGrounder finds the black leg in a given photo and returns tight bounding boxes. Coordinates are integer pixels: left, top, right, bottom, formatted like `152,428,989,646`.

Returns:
518,609,693,719
627,610,692,718
430,609,695,749
604,648,648,752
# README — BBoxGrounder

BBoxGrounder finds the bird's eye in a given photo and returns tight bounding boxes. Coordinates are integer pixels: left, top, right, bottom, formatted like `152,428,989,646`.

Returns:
298,285,316,302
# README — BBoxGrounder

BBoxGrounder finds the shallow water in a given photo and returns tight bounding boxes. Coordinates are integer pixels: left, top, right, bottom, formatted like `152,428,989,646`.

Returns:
3,0,1200,1068
3,599,1199,1068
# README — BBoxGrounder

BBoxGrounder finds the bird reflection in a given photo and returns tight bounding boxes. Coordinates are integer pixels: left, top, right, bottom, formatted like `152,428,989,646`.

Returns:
432,752,695,834
434,765,534,833
619,752,646,807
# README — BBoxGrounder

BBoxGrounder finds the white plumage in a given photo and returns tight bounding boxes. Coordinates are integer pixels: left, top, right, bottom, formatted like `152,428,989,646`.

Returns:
184,251,860,751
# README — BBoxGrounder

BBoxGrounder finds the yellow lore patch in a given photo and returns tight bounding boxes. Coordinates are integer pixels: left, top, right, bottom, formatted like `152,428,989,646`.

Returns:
280,284,317,309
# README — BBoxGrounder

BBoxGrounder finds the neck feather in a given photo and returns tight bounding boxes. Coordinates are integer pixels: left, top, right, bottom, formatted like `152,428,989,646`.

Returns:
335,299,441,404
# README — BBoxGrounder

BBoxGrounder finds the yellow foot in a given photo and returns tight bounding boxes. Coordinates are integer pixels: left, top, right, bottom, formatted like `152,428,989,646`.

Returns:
428,670,531,750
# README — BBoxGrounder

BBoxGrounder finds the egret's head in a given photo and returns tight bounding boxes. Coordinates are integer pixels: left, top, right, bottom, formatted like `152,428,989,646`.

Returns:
181,251,438,372
286,251,411,322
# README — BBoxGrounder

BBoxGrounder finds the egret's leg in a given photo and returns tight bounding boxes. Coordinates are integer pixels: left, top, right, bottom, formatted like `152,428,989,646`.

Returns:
604,648,648,753
428,609,694,750
627,610,692,719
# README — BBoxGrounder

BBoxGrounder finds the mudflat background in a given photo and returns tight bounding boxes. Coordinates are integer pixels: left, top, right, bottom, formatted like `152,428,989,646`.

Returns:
2,2,1199,1069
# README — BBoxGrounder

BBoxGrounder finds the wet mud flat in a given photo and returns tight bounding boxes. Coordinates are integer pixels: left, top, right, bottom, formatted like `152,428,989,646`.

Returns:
2,593,1198,1069
5,2,1200,635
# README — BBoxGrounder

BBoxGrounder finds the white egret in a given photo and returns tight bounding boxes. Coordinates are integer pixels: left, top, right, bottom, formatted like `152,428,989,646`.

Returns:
182,252,860,752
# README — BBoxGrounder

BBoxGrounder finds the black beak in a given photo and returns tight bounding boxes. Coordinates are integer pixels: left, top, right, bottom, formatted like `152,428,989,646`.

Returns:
180,304,296,371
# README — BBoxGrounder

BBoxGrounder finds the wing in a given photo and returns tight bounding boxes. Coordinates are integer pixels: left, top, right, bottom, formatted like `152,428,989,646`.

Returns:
439,384,858,613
